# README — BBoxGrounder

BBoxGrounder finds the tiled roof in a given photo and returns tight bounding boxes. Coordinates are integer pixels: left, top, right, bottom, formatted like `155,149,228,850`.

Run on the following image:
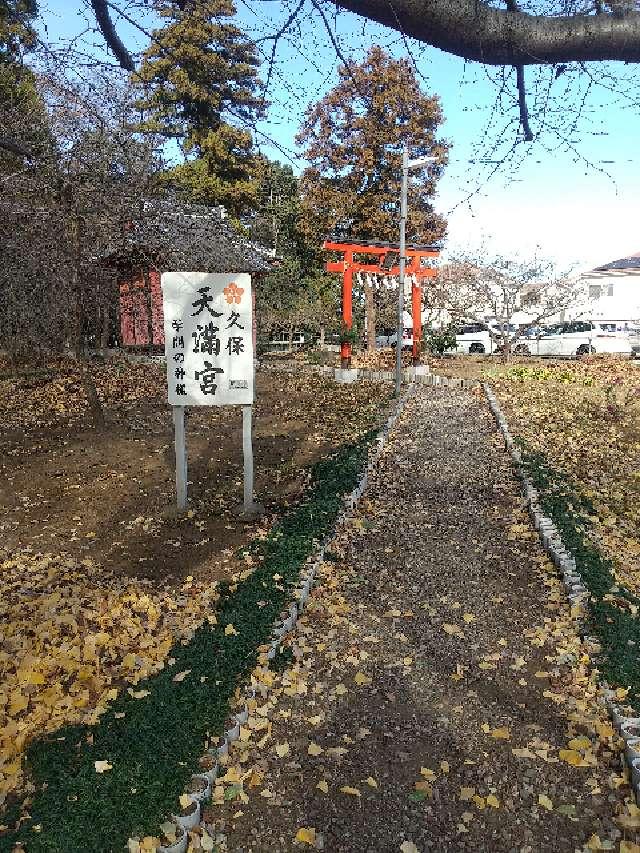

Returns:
102,196,275,274
594,252,640,272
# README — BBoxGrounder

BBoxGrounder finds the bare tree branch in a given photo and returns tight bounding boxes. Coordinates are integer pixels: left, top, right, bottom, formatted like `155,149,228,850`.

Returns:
515,65,534,139
89,0,135,71
330,0,640,65
504,0,534,140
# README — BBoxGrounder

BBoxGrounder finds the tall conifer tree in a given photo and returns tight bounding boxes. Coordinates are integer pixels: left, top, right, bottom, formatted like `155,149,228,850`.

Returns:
134,0,264,216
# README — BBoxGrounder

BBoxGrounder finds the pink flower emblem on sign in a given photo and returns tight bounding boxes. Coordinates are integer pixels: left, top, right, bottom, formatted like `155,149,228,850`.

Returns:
223,282,244,304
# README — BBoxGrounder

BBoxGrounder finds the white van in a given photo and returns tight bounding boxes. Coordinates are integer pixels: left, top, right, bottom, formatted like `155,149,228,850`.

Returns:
517,321,632,357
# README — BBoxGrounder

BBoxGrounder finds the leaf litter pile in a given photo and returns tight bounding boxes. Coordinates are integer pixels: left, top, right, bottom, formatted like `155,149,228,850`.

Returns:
201,386,640,853
0,361,390,850
493,360,640,706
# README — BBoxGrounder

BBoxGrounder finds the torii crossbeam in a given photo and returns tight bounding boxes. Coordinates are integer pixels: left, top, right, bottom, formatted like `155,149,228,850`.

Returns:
323,239,440,368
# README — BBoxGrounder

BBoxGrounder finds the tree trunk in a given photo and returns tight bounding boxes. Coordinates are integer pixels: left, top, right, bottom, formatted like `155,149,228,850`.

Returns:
287,325,293,352
80,358,105,429
68,211,106,428
68,217,84,358
100,298,110,356
319,325,325,350
365,273,376,355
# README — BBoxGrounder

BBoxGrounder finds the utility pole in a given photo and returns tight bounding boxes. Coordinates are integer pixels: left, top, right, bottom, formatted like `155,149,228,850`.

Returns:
395,143,408,399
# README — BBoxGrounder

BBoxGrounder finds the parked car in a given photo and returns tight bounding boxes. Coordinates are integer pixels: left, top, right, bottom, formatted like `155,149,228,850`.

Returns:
388,327,413,350
375,328,396,348
450,322,495,355
514,321,632,357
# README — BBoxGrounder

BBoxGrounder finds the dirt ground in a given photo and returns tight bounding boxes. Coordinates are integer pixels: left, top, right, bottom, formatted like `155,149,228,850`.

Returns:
0,359,389,585
204,386,640,853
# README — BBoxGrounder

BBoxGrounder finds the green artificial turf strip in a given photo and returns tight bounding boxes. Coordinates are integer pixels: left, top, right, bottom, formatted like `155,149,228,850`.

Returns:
519,444,640,707
0,434,374,853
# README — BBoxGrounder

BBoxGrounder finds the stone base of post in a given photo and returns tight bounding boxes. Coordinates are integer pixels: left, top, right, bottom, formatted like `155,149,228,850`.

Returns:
335,368,359,384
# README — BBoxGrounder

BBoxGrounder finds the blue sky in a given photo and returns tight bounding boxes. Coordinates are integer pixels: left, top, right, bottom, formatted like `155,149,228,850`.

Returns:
37,1,640,273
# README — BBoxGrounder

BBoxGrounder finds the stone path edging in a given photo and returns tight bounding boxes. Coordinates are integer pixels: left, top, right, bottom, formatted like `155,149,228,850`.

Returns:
482,382,640,805
152,384,419,852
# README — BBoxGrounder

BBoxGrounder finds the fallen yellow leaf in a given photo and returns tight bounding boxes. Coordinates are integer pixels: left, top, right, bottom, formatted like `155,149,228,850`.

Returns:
491,727,511,740
538,794,553,811
127,689,150,700
559,748,589,767
295,827,317,845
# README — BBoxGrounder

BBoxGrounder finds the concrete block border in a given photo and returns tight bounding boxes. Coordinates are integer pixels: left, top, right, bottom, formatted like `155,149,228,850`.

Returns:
151,382,418,848
257,359,478,390
482,382,640,803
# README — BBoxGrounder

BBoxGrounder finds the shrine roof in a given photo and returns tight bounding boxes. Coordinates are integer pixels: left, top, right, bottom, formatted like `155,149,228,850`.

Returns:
101,196,275,274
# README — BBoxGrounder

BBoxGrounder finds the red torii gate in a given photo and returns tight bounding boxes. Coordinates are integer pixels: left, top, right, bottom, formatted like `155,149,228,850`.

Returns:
323,239,440,368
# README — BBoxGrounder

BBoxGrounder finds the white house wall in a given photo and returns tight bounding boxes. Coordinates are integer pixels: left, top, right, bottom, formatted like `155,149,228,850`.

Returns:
571,271,640,325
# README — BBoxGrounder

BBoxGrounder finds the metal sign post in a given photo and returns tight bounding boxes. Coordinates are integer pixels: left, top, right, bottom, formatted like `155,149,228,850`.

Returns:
242,405,254,514
173,405,187,510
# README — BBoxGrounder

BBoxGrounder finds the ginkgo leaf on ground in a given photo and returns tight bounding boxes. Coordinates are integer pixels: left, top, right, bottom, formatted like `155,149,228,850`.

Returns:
172,669,190,682
295,827,317,846
538,794,553,811
490,727,511,740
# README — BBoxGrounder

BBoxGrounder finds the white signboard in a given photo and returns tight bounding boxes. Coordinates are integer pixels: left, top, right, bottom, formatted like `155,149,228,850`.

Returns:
161,271,254,406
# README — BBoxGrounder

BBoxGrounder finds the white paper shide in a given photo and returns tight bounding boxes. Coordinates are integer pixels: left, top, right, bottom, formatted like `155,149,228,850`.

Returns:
161,272,253,406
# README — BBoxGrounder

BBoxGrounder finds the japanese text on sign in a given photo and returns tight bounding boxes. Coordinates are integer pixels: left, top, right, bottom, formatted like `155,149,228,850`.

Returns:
161,272,254,406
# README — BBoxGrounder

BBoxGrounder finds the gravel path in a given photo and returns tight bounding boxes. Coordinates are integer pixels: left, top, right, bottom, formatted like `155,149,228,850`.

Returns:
206,387,640,853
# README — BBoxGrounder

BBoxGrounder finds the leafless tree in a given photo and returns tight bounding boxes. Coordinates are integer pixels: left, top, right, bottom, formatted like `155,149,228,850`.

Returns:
433,256,582,359
0,70,164,421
